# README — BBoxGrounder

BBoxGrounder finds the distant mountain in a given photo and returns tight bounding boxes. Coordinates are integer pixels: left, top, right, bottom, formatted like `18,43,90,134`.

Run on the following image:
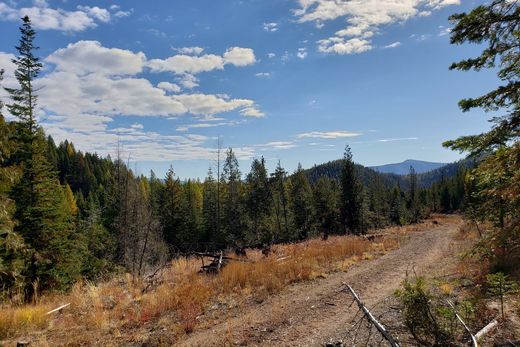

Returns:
370,159,447,175
305,158,477,189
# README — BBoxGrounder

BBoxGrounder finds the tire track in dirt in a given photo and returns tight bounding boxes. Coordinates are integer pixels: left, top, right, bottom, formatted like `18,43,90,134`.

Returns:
177,218,462,347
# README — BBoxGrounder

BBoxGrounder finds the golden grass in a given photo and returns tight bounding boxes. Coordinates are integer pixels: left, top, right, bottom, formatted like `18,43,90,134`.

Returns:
0,217,449,344
0,305,50,339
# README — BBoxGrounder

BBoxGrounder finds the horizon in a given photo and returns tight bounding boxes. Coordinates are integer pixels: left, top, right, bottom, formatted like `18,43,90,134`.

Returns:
0,0,494,179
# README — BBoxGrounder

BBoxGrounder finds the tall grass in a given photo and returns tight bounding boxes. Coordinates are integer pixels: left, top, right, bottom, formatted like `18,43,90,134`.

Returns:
0,219,443,343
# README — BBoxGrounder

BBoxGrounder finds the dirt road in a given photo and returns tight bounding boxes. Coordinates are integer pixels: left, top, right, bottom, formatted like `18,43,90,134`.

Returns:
178,217,462,347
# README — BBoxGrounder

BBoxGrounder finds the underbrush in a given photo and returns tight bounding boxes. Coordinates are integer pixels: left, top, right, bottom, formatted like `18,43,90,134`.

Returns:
395,219,520,346
0,218,442,344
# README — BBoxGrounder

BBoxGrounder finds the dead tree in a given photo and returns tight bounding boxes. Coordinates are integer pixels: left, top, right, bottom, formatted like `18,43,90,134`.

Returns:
344,284,401,347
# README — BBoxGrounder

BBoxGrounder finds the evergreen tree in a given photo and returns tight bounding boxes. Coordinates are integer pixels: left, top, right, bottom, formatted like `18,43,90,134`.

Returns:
221,148,243,245
339,145,365,234
390,185,405,226
245,157,272,245
408,166,420,223
271,161,290,242
202,167,218,245
5,17,81,297
160,166,186,248
4,16,42,162
290,163,314,240
182,179,203,246
313,176,339,239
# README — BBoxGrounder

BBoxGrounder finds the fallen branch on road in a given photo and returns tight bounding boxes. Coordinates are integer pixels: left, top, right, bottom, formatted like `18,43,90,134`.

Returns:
343,283,401,347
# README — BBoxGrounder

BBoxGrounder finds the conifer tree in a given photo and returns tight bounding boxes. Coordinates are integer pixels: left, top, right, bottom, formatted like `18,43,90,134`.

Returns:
221,148,243,244
245,157,272,244
202,167,218,245
160,166,186,248
408,166,420,223
290,163,314,240
6,17,81,296
339,145,365,234
313,176,339,239
271,161,290,241
4,16,42,161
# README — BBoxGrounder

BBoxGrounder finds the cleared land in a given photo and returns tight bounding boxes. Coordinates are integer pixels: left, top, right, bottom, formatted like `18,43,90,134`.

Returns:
1,215,463,346
176,215,462,346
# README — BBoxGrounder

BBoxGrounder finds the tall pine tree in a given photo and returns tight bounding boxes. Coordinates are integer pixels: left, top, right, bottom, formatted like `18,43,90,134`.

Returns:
339,145,365,234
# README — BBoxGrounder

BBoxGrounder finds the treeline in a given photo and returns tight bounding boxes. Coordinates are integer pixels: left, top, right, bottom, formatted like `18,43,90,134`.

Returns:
0,17,466,302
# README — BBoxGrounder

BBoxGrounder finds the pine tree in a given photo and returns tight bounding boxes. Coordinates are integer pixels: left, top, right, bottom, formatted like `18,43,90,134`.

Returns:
444,1,520,154
339,145,365,234
221,148,243,245
160,166,186,248
202,167,219,245
313,176,339,239
4,16,42,162
245,157,272,245
290,163,314,240
5,17,81,296
408,166,420,223
390,185,405,226
271,161,290,242
182,179,203,246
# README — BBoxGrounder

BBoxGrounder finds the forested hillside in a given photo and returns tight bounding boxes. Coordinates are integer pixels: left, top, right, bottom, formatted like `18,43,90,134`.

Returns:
0,16,467,302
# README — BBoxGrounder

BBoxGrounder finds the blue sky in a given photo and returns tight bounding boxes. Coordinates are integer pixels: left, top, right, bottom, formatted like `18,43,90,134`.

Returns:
0,0,496,179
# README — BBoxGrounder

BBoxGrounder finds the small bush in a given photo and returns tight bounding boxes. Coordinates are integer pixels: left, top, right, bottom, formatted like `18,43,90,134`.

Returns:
395,276,459,346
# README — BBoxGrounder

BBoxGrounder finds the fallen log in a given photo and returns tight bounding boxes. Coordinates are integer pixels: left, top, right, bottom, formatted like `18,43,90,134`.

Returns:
446,300,477,347
344,283,401,347
45,303,70,315
475,318,498,341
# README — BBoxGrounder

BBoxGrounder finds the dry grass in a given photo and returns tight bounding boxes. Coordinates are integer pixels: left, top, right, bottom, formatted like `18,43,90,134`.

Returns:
0,217,445,344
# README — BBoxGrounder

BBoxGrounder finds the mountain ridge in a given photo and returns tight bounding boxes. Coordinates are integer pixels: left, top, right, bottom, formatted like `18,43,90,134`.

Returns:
370,159,447,175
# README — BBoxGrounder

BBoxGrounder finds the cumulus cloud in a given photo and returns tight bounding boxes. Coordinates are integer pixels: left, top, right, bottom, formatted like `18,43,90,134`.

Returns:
157,81,181,93
223,47,256,66
46,41,146,76
0,1,129,31
297,131,362,139
0,39,263,162
148,47,255,74
294,0,460,54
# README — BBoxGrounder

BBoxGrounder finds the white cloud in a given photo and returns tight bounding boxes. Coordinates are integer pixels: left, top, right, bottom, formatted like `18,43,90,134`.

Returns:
223,47,256,66
240,107,264,118
176,119,245,132
294,0,460,55
263,22,278,32
318,37,371,55
0,39,263,161
46,41,146,76
297,131,362,139
148,47,255,74
260,141,297,150
114,10,132,18
174,46,204,55
157,81,181,93
297,47,308,59
383,41,401,49
0,1,127,31
255,72,270,77
438,26,451,36
77,6,110,23
267,52,276,59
